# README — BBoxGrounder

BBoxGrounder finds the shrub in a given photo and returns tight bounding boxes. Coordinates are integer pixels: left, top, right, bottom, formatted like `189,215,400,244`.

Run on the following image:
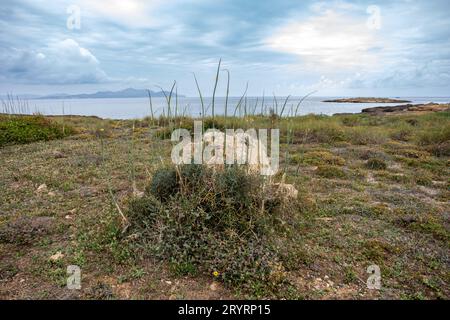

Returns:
358,149,388,161
346,127,388,145
417,126,450,157
390,127,413,141
294,123,346,144
340,116,360,127
316,165,346,178
127,165,296,296
413,171,433,187
203,117,226,130
302,151,345,166
402,149,430,159
0,115,74,147
146,168,179,201
366,158,387,170
154,126,173,139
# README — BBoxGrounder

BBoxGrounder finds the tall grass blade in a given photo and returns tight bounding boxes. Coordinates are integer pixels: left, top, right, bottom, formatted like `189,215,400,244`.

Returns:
294,91,317,116
147,89,154,120
279,95,291,117
212,58,221,120
233,82,248,117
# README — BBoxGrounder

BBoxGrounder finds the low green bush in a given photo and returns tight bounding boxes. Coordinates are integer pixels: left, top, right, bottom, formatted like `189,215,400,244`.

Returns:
302,151,345,166
0,115,74,147
316,165,346,178
366,158,387,170
127,165,298,297
416,124,450,157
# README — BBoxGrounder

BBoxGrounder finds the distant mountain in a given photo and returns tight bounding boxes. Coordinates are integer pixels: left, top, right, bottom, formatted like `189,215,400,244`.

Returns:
0,94,42,100
38,88,184,99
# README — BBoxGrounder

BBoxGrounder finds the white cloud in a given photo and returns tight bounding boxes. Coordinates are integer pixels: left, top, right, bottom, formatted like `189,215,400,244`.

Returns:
264,9,381,70
0,39,108,84
78,0,167,28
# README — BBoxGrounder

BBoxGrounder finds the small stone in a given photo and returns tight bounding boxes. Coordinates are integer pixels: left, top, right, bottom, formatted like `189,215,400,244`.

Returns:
65,215,72,220
36,184,47,193
52,151,66,159
165,280,172,285
48,191,56,197
49,251,64,262
78,187,97,198
134,191,145,198
210,282,218,291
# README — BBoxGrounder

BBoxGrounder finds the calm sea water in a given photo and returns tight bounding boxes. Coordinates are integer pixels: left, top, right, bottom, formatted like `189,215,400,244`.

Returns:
19,96,450,119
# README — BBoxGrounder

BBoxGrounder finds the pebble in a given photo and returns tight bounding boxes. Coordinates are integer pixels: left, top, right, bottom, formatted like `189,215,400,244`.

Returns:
49,251,64,262
210,282,218,291
36,184,47,193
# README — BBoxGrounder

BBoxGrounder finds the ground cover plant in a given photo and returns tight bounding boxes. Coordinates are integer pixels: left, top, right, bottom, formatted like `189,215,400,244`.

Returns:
0,99,448,299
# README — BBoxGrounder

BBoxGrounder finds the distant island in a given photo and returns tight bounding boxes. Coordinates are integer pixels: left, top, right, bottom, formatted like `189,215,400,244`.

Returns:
37,88,185,100
323,97,411,103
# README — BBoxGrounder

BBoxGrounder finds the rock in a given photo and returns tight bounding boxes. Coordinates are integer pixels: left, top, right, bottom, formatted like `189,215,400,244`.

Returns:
210,282,218,291
52,151,66,159
36,184,48,193
395,215,418,226
48,191,56,197
88,282,114,299
133,190,144,198
362,102,449,114
49,251,64,262
77,186,97,198
0,264,18,281
316,217,334,222
273,183,298,199
366,172,376,184
324,98,411,103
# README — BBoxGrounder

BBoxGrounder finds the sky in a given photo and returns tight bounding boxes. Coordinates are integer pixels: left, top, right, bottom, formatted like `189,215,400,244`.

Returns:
1,0,449,97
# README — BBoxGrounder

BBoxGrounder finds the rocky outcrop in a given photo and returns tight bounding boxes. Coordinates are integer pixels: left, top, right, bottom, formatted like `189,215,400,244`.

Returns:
361,102,449,114
324,97,411,103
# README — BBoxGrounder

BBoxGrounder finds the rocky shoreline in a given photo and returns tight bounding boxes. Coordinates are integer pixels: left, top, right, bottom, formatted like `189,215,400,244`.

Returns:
324,97,411,103
361,102,449,114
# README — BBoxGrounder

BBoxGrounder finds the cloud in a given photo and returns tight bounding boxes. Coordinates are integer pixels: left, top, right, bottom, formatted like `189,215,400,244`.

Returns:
1,0,449,96
76,0,168,29
0,39,108,84
264,8,381,70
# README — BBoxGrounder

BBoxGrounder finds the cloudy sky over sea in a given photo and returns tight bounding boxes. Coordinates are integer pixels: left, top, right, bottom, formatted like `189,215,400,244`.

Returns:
1,0,449,97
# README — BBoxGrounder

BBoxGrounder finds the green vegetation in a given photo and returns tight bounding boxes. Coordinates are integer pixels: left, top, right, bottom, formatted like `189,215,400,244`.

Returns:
0,115,74,147
127,165,297,297
0,108,448,299
366,158,387,170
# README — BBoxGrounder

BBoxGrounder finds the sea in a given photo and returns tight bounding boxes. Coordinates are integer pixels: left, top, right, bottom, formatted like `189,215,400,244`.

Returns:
11,96,450,120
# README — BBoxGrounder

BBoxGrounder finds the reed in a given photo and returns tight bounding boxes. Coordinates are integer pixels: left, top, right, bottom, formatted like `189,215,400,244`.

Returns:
211,58,221,120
